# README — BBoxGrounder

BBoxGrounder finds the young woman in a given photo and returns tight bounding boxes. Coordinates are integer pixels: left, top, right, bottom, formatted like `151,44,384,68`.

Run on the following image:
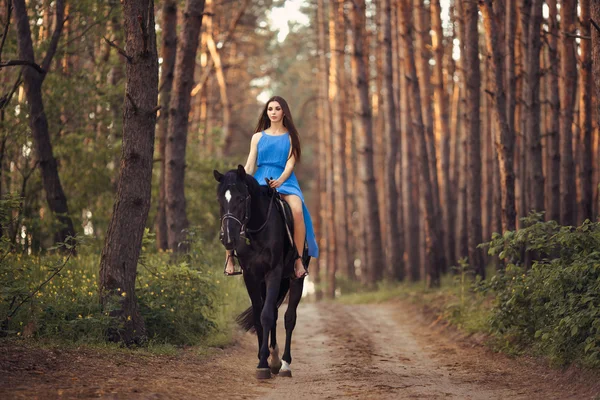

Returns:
224,96,319,279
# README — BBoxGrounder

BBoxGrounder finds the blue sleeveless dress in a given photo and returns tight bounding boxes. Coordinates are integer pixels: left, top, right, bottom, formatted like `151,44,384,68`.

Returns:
253,131,319,258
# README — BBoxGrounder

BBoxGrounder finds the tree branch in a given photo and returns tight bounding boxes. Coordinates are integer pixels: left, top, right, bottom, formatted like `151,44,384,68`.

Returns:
191,0,250,96
0,59,44,73
103,36,132,62
41,0,67,74
590,18,600,34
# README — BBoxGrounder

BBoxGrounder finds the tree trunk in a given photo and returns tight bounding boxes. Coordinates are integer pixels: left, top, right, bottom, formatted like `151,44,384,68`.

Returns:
398,0,440,287
413,0,445,272
464,0,483,277
329,0,350,283
578,0,593,223
99,0,159,344
559,0,577,226
165,0,205,251
431,0,453,267
480,0,517,232
317,0,335,297
155,0,177,251
546,0,560,222
349,0,384,285
399,10,419,282
12,0,76,248
379,0,402,281
525,0,544,213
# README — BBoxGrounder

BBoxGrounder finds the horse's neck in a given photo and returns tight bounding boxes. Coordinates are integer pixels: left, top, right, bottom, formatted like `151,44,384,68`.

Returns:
248,191,270,229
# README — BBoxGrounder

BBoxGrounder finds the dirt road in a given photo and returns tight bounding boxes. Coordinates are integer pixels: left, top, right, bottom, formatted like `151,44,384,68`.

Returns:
2,301,599,399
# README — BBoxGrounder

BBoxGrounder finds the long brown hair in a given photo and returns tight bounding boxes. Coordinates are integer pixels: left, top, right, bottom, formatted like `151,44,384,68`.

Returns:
254,96,301,162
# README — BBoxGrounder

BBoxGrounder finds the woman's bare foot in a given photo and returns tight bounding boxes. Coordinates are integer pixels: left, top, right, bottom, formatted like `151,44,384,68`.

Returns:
294,258,308,279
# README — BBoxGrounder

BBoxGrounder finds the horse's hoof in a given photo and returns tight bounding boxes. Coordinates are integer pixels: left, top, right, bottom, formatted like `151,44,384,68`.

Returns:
270,362,282,374
279,360,292,377
256,368,272,380
279,369,292,378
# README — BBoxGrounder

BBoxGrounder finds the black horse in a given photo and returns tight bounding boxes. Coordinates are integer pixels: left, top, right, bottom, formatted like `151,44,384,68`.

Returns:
214,165,308,379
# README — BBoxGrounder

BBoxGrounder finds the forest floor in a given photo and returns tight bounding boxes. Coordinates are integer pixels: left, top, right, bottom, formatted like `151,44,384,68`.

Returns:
2,300,600,400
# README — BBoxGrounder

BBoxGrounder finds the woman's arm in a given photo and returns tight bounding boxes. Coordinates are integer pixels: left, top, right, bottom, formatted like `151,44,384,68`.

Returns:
269,153,296,188
244,133,261,175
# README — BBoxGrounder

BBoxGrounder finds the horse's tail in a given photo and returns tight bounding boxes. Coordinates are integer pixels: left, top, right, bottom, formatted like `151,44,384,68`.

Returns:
235,278,291,332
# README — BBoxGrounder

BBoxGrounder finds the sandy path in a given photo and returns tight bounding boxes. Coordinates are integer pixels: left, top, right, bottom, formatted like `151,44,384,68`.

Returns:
1,301,599,399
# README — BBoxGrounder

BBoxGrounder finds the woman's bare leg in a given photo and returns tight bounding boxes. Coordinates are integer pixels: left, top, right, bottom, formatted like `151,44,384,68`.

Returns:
282,194,307,278
225,249,235,275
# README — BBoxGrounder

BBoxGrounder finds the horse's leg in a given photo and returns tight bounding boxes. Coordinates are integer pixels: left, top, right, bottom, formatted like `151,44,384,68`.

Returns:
244,273,264,360
269,304,282,374
256,267,282,379
280,277,304,377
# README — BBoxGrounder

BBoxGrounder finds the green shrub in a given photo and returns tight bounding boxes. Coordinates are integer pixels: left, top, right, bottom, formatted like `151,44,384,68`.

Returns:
482,216,600,367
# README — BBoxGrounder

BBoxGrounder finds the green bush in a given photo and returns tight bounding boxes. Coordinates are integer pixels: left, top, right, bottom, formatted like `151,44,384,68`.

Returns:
482,215,600,367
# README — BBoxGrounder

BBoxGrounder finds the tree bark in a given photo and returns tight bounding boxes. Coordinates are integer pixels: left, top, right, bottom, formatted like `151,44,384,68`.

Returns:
413,0,445,272
329,0,351,283
525,0,544,213
398,0,440,287
398,6,419,282
380,0,402,281
431,0,453,268
480,0,517,232
578,0,593,223
349,0,384,285
12,0,76,247
165,0,205,251
155,0,177,251
99,0,159,344
559,0,577,226
463,0,484,278
546,0,560,221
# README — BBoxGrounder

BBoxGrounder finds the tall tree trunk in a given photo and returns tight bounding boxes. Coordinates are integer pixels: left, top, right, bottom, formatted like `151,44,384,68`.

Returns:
380,0,402,281
464,0,483,277
431,0,453,267
399,12,420,282
413,0,445,272
559,0,577,226
99,0,159,344
12,0,76,247
329,0,350,283
525,0,544,213
349,0,384,285
155,0,177,251
165,0,205,251
546,0,560,221
398,0,440,287
317,0,335,297
480,0,517,232
592,2,600,220
517,0,529,223
578,0,593,223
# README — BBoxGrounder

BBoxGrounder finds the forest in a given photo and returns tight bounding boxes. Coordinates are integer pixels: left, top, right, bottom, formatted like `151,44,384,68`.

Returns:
1,0,600,397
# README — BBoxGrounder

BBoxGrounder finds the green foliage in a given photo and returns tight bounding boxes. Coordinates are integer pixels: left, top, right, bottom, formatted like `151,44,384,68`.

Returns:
0,237,247,346
481,216,600,367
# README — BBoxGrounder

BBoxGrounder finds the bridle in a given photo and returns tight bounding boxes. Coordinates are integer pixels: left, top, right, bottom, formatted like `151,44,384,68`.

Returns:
219,183,277,242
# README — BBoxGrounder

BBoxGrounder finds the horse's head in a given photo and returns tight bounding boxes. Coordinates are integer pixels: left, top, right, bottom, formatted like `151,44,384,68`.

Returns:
214,165,252,250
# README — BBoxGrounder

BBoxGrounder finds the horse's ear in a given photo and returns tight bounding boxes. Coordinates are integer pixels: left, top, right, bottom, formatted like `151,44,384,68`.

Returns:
213,170,224,182
237,165,246,179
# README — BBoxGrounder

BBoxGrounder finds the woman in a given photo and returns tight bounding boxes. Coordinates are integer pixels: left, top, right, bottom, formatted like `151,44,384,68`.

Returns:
225,96,319,279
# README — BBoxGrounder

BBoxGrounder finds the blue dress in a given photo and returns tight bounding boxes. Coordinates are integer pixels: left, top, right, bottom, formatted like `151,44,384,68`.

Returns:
253,131,319,258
